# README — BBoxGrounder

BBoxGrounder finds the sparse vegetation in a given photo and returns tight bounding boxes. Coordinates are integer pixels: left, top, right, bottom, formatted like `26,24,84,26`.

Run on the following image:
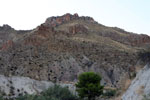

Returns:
76,72,104,100
103,89,117,97
0,85,78,100
143,94,150,100
40,85,78,100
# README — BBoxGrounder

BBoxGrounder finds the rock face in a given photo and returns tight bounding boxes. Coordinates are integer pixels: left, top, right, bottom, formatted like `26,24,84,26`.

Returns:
0,24,31,50
122,63,150,100
0,75,76,98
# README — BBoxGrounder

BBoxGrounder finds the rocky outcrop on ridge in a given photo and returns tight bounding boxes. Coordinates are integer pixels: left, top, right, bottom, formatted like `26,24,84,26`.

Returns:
44,13,95,27
0,24,31,50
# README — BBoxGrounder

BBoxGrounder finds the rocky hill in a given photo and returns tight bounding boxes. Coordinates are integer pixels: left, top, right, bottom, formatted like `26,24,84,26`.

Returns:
0,13,150,98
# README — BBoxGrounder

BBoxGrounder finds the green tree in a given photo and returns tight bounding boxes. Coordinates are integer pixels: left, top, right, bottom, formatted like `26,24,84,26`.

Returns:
76,72,104,100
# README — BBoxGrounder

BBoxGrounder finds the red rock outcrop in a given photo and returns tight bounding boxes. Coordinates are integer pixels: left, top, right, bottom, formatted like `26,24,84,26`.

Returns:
0,40,14,50
128,34,150,46
24,24,55,46
69,24,88,34
44,13,94,27
37,24,55,37
24,37,44,46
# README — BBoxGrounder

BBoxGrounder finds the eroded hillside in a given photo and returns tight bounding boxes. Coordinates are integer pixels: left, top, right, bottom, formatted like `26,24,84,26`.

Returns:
0,13,149,97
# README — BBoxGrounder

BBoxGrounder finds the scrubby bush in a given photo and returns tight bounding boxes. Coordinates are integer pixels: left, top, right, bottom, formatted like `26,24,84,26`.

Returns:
16,94,37,100
103,89,116,97
16,85,78,100
41,85,78,100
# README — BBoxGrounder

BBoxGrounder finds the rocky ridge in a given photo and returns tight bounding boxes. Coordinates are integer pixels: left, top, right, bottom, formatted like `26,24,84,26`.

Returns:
44,13,95,27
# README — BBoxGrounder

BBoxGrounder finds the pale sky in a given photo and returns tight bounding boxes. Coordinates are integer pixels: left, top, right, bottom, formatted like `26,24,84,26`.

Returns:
0,0,149,35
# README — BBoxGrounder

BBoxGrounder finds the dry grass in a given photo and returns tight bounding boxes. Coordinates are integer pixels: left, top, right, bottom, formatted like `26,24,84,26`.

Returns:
70,34,137,53
56,19,140,54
